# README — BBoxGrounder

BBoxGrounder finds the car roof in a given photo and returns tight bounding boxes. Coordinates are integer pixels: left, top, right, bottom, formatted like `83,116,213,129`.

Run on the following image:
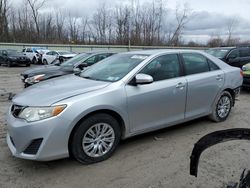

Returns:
120,49,204,56
208,47,235,50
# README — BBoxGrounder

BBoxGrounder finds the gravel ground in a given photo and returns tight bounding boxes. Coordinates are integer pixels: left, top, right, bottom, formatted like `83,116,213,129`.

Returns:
0,65,250,188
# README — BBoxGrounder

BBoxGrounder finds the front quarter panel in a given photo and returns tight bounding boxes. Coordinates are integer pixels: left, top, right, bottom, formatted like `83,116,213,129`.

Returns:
53,82,130,141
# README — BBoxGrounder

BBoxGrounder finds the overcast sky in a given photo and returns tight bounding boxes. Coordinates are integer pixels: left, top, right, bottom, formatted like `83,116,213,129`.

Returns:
13,0,250,43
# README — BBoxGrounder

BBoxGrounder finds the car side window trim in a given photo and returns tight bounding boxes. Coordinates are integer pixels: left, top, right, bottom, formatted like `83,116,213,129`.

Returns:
180,53,216,76
226,49,239,59
127,53,184,85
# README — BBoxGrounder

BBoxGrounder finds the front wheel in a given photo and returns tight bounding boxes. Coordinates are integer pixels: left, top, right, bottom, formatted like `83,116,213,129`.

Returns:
70,113,121,164
209,91,233,122
7,61,12,67
32,57,37,64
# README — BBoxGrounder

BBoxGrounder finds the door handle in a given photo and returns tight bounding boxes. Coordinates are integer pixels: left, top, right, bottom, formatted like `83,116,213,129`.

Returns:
216,75,223,81
176,82,185,89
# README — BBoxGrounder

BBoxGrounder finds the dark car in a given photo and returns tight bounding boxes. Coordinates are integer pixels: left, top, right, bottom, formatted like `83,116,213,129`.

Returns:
0,49,31,67
206,47,250,68
21,52,115,87
242,64,250,89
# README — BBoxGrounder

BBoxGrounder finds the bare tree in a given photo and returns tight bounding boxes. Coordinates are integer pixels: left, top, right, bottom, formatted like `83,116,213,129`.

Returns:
26,0,47,39
0,0,10,41
226,17,239,46
168,3,193,46
55,10,66,43
68,14,79,43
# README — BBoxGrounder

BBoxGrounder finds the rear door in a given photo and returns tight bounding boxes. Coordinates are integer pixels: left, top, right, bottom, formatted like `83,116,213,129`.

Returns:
181,53,224,119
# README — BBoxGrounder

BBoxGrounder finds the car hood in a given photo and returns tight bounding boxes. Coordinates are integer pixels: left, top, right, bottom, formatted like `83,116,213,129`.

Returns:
22,65,62,76
60,54,76,58
9,55,27,58
12,74,110,106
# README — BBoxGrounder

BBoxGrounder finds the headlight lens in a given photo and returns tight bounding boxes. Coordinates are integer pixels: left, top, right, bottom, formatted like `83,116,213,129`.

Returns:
25,74,45,84
18,105,66,122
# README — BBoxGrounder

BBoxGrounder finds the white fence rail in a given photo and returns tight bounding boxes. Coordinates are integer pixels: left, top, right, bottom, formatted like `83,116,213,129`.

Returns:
0,43,206,53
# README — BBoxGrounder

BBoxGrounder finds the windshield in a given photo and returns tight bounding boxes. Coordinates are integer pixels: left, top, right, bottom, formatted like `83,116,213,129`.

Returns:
60,53,91,67
80,54,149,82
206,49,230,58
7,50,20,55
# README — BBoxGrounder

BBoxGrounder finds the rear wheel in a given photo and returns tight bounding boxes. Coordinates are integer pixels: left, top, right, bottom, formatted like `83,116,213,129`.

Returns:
70,113,121,164
43,59,48,65
209,91,233,122
32,57,37,64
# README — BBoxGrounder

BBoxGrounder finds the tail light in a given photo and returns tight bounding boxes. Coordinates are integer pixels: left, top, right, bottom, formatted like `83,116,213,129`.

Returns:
240,70,244,77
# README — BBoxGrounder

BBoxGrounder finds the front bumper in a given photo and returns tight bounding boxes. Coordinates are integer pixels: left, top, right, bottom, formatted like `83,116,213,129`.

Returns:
243,75,250,88
6,106,71,161
11,60,30,65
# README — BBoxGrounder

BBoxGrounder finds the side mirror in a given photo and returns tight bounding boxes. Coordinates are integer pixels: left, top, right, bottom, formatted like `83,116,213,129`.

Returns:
73,67,81,74
227,54,237,60
78,63,88,70
135,73,153,85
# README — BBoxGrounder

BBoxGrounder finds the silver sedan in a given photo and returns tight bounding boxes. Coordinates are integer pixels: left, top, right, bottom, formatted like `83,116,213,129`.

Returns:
6,50,243,164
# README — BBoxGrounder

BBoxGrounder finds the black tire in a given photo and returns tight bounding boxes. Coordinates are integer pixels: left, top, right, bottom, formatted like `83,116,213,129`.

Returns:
209,91,233,122
70,113,121,164
32,57,37,64
7,61,12,67
43,59,48,65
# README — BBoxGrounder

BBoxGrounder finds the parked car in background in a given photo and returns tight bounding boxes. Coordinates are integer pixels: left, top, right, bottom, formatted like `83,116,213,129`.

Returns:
242,63,250,88
22,47,47,64
8,50,242,164
0,49,31,67
206,46,250,68
36,49,50,64
42,50,77,64
21,51,115,87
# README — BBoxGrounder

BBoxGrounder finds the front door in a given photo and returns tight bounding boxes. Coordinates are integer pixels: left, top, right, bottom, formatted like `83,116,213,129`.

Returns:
125,54,187,133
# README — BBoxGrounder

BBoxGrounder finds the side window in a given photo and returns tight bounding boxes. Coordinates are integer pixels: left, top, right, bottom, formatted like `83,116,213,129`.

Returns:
240,49,250,57
208,59,220,71
22,49,26,52
140,54,180,82
46,51,53,55
84,55,96,65
182,53,210,75
228,49,239,59
52,51,58,56
97,54,109,62
26,48,33,53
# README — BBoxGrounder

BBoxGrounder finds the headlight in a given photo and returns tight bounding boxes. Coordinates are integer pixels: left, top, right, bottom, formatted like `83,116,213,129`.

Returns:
18,105,66,122
25,74,45,84
242,66,247,71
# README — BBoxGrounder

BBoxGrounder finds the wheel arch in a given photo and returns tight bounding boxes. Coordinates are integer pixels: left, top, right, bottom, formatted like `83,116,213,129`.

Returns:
67,109,126,157
223,88,236,106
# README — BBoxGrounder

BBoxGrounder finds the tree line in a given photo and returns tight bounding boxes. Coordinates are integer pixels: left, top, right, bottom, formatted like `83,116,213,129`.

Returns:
0,0,248,47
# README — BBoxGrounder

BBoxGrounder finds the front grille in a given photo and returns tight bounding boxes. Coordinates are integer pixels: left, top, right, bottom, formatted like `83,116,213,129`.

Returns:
23,138,43,155
11,105,25,117
243,76,250,84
